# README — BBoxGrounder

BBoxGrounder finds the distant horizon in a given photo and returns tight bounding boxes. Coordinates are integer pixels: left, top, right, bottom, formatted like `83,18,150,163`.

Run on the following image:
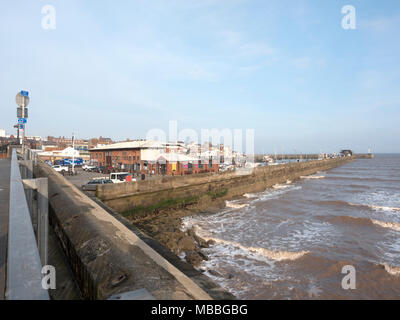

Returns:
3,130,398,155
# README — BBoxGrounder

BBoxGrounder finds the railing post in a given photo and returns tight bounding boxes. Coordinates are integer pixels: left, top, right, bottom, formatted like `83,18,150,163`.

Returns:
22,178,48,266
36,178,48,266
19,160,35,229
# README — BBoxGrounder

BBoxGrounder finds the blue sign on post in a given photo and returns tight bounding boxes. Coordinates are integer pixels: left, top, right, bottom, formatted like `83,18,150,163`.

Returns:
18,124,24,130
18,118,27,124
21,91,29,97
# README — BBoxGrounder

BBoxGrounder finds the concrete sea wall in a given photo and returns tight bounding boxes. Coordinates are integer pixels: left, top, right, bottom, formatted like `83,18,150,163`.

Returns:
34,161,215,300
97,157,354,216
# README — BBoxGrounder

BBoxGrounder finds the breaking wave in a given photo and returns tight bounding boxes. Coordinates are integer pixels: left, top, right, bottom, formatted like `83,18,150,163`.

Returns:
371,220,400,232
202,236,309,262
225,201,249,209
381,263,400,276
273,184,291,189
316,200,400,213
243,193,257,199
326,176,400,183
320,214,400,232
300,175,325,179
321,215,374,226
242,185,302,203
369,205,400,212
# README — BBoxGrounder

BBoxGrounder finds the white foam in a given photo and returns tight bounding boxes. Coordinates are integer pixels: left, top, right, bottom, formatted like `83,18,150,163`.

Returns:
254,186,302,202
369,205,400,212
300,175,325,179
225,201,249,209
372,219,400,232
382,263,400,276
203,236,309,262
273,184,290,190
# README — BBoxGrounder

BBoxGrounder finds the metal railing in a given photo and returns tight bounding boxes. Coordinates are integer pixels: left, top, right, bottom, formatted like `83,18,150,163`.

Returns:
6,149,49,300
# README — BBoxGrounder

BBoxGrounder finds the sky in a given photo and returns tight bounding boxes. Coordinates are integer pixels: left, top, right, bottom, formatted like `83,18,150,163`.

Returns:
0,0,399,153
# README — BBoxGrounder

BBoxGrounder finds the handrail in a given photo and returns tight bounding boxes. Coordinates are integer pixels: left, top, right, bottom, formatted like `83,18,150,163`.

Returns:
6,149,49,300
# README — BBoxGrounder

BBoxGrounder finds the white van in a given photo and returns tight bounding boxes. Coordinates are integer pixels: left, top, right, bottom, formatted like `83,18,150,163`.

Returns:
109,172,136,183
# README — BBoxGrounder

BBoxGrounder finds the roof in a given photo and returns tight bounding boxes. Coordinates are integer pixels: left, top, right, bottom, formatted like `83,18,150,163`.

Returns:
89,140,165,151
156,153,199,163
37,147,80,157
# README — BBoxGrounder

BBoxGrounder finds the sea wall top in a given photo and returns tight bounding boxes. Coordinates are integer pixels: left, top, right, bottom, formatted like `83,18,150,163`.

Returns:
97,157,353,201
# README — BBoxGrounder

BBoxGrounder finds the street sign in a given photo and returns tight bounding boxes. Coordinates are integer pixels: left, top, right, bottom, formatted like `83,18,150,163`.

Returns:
17,107,28,118
21,91,29,97
18,118,27,124
16,92,30,107
18,124,24,130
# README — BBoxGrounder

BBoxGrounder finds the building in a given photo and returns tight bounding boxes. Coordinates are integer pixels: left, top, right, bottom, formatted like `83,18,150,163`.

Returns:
89,140,219,176
37,147,84,163
89,140,164,174
340,149,353,157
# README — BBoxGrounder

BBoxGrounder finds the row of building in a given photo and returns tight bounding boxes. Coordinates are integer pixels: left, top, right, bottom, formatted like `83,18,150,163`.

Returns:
1,128,248,176
88,140,238,176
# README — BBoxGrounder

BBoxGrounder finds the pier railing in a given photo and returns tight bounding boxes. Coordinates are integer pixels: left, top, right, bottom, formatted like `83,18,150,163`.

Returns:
6,148,49,300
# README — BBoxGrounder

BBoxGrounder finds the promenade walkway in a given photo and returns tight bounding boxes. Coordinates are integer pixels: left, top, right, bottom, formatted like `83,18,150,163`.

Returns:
0,158,10,300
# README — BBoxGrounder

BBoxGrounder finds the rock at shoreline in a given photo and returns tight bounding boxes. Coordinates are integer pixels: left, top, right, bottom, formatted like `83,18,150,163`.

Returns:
177,235,196,251
207,239,216,246
185,250,203,267
196,250,209,261
208,270,223,278
134,211,216,268
187,227,210,248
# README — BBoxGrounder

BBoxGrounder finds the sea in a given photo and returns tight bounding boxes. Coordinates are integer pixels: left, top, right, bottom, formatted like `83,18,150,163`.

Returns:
182,154,400,299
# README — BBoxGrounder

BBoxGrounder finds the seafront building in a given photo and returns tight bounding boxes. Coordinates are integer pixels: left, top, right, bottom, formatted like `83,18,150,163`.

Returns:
88,140,221,176
37,146,83,163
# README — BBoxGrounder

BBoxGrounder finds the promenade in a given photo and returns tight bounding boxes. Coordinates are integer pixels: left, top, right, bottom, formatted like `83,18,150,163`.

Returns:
0,158,10,300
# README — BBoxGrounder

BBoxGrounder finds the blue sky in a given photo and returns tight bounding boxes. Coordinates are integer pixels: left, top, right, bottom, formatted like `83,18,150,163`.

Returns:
0,0,399,153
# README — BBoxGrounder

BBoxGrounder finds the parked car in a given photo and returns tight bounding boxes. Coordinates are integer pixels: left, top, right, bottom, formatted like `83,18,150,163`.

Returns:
63,158,83,167
52,165,69,173
109,172,136,183
82,178,113,191
82,164,97,171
